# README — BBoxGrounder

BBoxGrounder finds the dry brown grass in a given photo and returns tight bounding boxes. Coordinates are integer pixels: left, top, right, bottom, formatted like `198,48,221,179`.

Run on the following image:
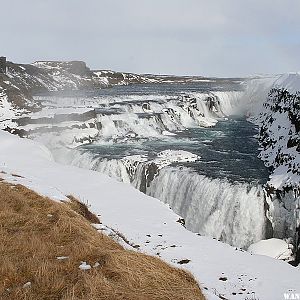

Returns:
0,181,205,300
64,195,100,224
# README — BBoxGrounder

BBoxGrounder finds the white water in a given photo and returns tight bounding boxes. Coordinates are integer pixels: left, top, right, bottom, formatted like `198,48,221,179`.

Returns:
92,91,243,142
41,89,269,249
147,167,266,248
29,91,243,147
59,148,267,249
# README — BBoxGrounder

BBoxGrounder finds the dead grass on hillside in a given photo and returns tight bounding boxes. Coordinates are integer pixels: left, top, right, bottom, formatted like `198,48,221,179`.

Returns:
64,195,100,224
0,181,205,300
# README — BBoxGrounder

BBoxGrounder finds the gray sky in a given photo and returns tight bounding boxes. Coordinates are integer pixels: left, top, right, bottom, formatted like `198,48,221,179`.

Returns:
1,0,300,77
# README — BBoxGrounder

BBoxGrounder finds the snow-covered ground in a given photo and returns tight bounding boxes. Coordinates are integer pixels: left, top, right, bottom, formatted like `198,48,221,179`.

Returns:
0,130,299,300
248,238,293,261
0,87,18,128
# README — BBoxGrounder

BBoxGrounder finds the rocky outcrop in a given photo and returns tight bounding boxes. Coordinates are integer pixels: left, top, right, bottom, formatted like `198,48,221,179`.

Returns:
252,77,300,264
0,56,6,74
259,88,300,187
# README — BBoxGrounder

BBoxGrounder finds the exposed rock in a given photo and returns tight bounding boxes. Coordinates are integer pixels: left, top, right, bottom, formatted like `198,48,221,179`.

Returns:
0,56,6,74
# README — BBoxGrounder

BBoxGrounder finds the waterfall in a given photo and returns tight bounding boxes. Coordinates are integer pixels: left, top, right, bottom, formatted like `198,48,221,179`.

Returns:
64,149,267,249
147,167,266,249
92,91,243,142
42,88,269,249
29,91,243,147
55,149,131,183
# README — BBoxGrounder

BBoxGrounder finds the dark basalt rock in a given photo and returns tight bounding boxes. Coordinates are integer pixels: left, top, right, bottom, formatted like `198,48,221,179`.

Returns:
177,259,191,265
56,61,91,76
264,215,274,239
287,137,299,149
15,110,97,126
3,127,28,137
138,162,159,193
176,218,186,227
0,56,6,74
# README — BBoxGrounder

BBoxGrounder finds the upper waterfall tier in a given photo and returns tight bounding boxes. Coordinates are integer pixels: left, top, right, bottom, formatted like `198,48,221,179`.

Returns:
18,87,243,148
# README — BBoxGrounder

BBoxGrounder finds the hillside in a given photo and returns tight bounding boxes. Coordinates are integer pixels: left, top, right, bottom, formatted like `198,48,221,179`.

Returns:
0,180,203,300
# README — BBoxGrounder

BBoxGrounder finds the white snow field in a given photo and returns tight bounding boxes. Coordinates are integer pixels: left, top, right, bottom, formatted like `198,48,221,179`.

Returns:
0,130,299,300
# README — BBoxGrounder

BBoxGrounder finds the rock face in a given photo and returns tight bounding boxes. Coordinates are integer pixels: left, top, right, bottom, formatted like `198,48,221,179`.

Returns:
252,76,300,264
259,88,300,184
0,56,6,74
6,60,155,94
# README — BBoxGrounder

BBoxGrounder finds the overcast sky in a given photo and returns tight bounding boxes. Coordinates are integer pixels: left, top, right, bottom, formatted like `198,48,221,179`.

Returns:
1,0,300,77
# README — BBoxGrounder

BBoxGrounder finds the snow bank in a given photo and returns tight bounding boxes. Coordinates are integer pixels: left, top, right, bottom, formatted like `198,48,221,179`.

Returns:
248,238,293,261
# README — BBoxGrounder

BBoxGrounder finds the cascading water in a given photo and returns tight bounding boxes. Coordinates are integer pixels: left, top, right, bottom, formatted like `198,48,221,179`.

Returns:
147,167,267,248
61,146,268,249
32,82,270,249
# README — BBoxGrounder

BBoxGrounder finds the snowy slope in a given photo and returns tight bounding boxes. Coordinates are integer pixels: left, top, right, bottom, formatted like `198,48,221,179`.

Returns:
0,130,299,300
252,73,300,190
243,73,300,190
6,61,160,93
0,87,18,128
0,84,33,130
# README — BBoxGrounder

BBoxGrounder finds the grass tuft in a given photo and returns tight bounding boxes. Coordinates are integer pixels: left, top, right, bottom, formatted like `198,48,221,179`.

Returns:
65,195,100,224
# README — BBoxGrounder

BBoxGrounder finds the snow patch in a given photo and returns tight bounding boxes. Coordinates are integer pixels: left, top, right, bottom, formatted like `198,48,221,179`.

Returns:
248,238,293,261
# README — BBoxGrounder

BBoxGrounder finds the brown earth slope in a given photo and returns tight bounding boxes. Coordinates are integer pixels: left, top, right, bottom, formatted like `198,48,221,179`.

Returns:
0,180,205,300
